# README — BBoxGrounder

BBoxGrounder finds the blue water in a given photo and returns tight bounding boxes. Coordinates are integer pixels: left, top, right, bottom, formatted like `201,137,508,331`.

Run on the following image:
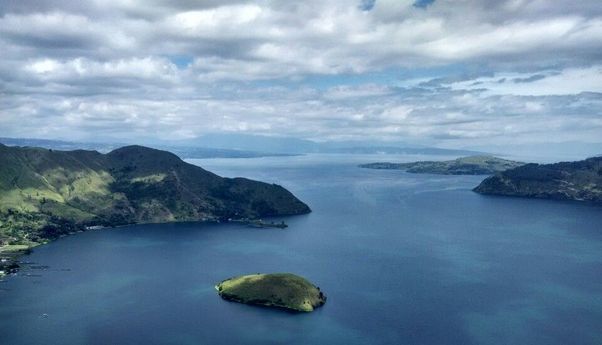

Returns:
1,154,601,345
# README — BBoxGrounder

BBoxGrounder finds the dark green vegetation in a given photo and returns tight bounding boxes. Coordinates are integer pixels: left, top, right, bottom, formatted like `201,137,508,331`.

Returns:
474,156,602,203
0,144,310,248
216,273,326,312
360,155,525,175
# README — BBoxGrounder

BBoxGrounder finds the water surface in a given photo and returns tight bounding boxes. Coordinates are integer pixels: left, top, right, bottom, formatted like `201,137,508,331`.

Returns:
1,154,601,345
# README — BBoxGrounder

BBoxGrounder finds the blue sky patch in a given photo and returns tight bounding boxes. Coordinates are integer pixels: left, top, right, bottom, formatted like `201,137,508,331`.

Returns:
168,55,194,69
414,0,436,9
359,0,376,11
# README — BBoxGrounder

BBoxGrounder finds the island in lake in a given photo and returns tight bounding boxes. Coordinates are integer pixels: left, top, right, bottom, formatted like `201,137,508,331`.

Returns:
216,273,326,312
474,156,602,203
360,155,525,175
0,144,310,272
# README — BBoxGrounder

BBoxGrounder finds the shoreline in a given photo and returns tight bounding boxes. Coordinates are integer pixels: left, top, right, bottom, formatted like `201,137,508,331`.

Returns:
0,245,33,278
0,217,290,278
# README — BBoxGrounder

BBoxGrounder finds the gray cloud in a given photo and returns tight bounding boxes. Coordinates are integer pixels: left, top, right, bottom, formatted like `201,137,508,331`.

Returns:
512,74,546,83
0,0,601,148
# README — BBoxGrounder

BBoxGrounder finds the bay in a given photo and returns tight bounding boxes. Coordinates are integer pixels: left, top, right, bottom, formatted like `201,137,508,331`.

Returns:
1,154,601,345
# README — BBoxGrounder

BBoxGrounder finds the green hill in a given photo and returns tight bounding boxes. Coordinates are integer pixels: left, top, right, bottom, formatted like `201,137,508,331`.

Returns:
216,273,326,312
0,144,310,246
360,155,525,175
474,156,602,203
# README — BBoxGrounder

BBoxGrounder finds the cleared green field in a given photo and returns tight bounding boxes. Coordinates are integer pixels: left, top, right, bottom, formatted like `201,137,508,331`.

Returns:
0,244,30,253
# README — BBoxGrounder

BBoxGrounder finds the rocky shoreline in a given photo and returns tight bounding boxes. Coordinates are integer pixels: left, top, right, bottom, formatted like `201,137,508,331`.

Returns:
0,246,31,278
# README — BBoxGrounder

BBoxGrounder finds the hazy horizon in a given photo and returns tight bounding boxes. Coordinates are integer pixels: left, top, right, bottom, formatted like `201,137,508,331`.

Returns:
1,133,601,162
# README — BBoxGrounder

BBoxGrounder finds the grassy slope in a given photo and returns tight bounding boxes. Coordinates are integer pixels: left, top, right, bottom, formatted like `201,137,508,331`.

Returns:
0,144,310,246
216,273,326,312
0,145,108,244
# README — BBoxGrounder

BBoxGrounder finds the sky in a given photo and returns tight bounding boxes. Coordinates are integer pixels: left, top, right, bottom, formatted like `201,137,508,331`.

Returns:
0,0,601,150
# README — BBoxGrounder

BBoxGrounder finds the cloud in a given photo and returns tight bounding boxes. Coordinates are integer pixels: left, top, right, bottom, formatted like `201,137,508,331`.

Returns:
3,1,602,75
512,74,546,83
445,66,602,96
0,0,601,148
23,57,179,80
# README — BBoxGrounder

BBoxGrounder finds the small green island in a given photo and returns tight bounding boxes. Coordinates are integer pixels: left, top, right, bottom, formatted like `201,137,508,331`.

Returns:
216,273,327,312
359,155,525,175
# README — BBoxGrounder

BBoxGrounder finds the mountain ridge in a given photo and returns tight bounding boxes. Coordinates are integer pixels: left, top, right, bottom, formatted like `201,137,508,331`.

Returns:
0,136,485,158
0,144,310,245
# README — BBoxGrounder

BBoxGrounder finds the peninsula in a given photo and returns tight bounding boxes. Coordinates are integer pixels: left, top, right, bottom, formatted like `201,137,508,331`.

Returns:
360,155,525,175
216,273,326,312
0,144,310,255
474,156,602,203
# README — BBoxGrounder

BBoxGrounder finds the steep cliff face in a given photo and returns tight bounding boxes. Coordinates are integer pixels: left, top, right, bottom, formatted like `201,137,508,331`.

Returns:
0,144,310,244
474,156,602,203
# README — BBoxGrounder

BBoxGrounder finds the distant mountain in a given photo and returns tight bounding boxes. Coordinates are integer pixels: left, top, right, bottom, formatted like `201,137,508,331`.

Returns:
0,137,298,159
0,137,121,153
329,146,482,155
0,144,310,245
177,133,320,154
167,146,299,159
1,135,487,158
174,133,486,156
474,156,602,203
360,156,525,175
470,142,602,162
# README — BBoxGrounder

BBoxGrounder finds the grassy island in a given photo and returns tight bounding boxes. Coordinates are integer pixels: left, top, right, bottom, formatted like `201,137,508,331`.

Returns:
216,273,326,312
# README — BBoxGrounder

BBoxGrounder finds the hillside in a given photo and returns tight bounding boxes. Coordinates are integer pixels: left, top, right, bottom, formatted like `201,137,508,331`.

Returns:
474,156,602,203
360,156,525,175
0,144,310,246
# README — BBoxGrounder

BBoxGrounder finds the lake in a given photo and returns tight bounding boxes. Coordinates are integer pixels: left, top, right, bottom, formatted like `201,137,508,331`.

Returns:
1,154,601,345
